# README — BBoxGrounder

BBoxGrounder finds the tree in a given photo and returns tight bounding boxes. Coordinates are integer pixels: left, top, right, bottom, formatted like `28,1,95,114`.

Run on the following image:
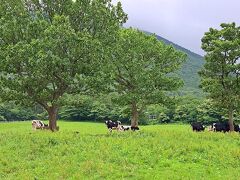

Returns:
110,28,186,127
196,99,224,124
0,0,127,131
174,96,200,123
60,92,131,122
200,23,240,131
143,104,170,124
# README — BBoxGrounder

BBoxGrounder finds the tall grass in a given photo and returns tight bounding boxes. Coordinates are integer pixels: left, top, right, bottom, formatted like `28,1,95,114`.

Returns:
0,121,239,179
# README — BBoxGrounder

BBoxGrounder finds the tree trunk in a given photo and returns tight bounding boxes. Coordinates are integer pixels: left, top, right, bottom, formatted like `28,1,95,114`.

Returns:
47,106,58,132
228,108,234,132
131,101,139,127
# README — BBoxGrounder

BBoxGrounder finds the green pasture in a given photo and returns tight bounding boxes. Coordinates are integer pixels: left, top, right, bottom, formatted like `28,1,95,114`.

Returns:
0,121,240,179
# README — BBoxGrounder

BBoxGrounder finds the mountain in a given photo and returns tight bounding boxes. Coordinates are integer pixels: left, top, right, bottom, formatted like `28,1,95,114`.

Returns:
145,31,205,96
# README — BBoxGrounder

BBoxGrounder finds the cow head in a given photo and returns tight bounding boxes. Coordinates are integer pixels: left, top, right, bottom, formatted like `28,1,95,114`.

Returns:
105,120,112,125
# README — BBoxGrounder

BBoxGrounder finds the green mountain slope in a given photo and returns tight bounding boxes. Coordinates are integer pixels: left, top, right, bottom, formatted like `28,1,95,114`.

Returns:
146,32,205,96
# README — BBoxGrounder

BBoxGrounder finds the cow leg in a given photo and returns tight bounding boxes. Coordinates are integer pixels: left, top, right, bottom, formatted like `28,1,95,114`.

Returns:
117,126,122,131
32,125,36,130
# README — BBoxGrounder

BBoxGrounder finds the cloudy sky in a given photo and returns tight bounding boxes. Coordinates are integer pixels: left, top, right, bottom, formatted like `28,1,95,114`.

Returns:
113,0,240,55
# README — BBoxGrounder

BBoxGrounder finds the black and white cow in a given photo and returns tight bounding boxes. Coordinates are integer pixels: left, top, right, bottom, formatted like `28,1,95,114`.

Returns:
120,125,130,131
120,125,140,131
235,124,240,132
105,120,122,132
32,120,48,130
211,122,240,132
190,122,205,132
131,126,140,131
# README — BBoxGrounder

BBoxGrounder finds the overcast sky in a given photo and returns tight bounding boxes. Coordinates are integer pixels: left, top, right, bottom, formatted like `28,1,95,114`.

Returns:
113,0,240,55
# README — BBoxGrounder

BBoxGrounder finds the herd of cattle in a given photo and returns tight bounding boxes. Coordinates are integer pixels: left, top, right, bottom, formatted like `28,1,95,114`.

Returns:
105,120,140,132
191,122,240,133
32,119,140,132
32,119,240,133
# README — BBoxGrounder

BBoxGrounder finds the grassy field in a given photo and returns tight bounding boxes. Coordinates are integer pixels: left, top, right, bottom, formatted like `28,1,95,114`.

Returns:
0,121,240,180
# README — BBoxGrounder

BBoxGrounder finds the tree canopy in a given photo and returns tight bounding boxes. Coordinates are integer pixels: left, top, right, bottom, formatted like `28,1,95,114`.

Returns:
200,22,240,131
0,0,127,131
110,28,186,127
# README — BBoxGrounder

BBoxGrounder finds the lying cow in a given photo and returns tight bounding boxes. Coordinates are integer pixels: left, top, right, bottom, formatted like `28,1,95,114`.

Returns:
131,126,140,131
32,120,48,130
190,122,205,132
120,125,130,131
210,122,240,132
105,120,122,132
119,125,140,131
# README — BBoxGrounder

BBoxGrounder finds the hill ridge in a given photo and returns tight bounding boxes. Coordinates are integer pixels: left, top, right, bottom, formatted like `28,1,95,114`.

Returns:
144,30,205,96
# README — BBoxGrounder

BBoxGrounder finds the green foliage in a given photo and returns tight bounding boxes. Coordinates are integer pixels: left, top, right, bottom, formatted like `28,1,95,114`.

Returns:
59,94,131,123
110,28,186,126
140,96,240,125
0,0,127,130
0,115,6,121
59,94,239,125
113,28,187,103
1,15,96,105
143,105,170,124
196,99,224,124
173,97,227,124
0,103,37,121
146,32,205,96
200,23,240,111
0,122,240,179
199,22,240,129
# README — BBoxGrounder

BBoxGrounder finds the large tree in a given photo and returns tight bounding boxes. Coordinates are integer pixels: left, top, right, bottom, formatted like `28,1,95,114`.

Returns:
200,23,240,131
110,28,186,127
0,0,127,131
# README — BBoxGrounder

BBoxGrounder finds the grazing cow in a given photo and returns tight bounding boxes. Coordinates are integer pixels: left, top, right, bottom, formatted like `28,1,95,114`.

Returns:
118,125,140,131
211,122,240,132
212,122,228,132
131,126,140,131
208,123,216,131
234,124,240,132
32,120,48,130
120,125,130,131
190,122,205,132
105,120,122,132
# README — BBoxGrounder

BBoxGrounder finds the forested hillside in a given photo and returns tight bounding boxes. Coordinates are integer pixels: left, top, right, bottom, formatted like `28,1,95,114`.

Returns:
145,32,204,96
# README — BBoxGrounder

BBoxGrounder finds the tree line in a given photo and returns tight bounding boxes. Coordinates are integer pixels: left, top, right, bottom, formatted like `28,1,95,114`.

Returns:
0,1,239,131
